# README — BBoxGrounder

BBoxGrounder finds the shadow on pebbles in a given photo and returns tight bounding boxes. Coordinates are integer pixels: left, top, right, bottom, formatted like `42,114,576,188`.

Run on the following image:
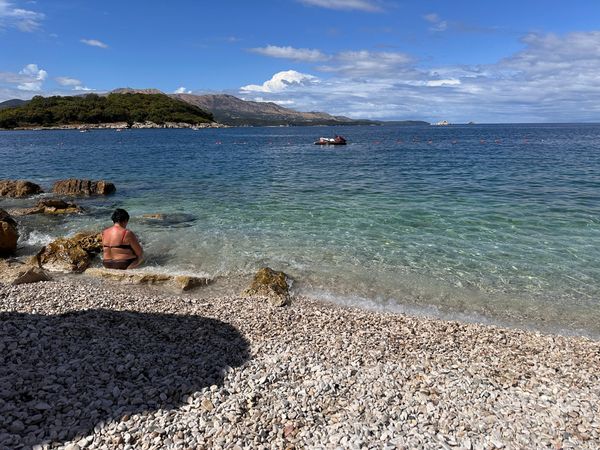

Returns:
0,308,250,449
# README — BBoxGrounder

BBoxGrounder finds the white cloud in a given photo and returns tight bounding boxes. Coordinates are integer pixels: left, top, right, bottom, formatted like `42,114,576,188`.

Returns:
250,45,328,62
174,86,192,94
426,79,461,87
240,70,319,93
424,13,448,32
297,0,382,12
81,38,108,49
17,63,47,91
238,32,600,123
55,75,93,92
0,0,44,31
249,45,413,78
56,77,81,87
318,50,413,77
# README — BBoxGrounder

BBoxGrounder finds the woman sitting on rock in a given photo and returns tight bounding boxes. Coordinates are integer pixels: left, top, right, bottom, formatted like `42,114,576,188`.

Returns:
102,208,144,270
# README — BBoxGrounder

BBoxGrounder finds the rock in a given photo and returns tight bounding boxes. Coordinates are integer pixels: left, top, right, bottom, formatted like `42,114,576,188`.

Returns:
9,199,84,216
9,420,25,433
35,238,90,272
84,268,211,291
70,231,103,254
33,231,102,272
52,179,116,196
0,259,51,285
32,231,102,272
201,398,214,411
9,199,83,216
141,213,165,220
0,179,43,197
174,275,211,291
242,267,291,307
37,199,83,215
7,206,45,216
0,209,18,256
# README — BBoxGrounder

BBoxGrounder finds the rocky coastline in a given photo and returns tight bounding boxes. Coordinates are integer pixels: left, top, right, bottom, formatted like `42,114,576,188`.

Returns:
6,121,228,131
1,178,599,449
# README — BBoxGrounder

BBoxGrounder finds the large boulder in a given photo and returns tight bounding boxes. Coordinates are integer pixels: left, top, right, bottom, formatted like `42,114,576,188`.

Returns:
84,268,211,291
0,209,18,256
0,259,51,285
33,231,102,273
52,179,116,196
0,180,43,198
242,267,291,307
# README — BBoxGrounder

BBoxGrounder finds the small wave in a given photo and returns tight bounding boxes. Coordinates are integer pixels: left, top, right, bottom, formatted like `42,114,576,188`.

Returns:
19,230,54,246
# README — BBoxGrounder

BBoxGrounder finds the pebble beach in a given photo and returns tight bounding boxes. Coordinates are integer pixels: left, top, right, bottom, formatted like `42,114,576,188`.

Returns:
1,277,598,450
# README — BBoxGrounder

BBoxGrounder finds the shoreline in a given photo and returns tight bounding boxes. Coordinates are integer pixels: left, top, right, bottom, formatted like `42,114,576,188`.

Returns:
1,276,599,449
0,121,228,131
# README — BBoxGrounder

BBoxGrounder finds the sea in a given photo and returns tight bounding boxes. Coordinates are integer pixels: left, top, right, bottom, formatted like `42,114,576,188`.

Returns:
1,124,599,337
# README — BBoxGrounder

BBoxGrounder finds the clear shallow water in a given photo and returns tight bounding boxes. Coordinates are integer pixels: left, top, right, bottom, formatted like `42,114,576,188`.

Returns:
1,125,599,336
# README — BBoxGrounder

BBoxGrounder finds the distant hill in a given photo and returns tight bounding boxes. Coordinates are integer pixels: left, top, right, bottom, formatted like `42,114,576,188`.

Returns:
0,93,213,129
0,99,27,110
172,93,387,126
0,89,430,128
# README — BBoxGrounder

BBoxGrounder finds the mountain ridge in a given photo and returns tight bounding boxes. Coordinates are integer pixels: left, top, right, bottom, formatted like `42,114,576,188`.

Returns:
0,89,430,127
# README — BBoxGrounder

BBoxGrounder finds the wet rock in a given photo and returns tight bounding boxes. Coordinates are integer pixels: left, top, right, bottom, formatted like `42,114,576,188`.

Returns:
0,260,51,285
9,199,83,216
37,199,83,215
0,209,18,256
52,179,116,196
34,238,91,273
70,231,103,254
33,231,102,273
84,268,211,291
242,267,291,307
0,179,43,198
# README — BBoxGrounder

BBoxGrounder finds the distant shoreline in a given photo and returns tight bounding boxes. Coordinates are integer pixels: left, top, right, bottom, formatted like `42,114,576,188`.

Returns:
0,121,228,131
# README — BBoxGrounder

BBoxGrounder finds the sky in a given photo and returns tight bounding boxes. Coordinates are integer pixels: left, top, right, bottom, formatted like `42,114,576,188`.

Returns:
1,0,600,123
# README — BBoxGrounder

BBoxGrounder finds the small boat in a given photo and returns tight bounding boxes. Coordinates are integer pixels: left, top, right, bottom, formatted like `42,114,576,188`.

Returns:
314,135,347,145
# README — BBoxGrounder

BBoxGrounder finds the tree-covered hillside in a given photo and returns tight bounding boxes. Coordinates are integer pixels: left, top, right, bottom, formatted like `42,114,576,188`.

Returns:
0,93,213,128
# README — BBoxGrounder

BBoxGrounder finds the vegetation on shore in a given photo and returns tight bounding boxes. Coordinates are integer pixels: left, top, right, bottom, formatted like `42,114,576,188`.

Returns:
0,93,213,129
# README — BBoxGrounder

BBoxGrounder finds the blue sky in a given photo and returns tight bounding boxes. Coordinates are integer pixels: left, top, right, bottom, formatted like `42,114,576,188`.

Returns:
1,0,600,122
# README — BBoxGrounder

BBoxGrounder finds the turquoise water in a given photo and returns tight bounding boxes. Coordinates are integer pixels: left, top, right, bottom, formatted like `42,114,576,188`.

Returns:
1,125,599,336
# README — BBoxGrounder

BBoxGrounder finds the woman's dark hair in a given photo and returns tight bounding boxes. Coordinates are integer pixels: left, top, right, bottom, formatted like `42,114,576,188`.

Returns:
111,208,130,224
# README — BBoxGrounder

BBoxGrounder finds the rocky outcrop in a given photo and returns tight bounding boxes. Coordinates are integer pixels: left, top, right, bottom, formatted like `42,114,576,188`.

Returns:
0,259,51,285
0,180,43,198
9,199,83,216
0,209,18,256
33,231,102,273
242,267,291,307
84,268,211,291
52,179,116,196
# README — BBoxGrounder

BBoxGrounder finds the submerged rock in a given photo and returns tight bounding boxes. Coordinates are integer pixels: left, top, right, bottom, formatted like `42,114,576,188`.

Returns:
52,179,116,196
0,259,51,285
0,209,18,256
0,179,43,198
84,268,211,291
138,213,197,227
33,231,102,273
242,267,291,307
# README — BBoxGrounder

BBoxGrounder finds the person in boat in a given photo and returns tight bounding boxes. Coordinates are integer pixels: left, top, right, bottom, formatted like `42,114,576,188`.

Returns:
102,208,144,270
